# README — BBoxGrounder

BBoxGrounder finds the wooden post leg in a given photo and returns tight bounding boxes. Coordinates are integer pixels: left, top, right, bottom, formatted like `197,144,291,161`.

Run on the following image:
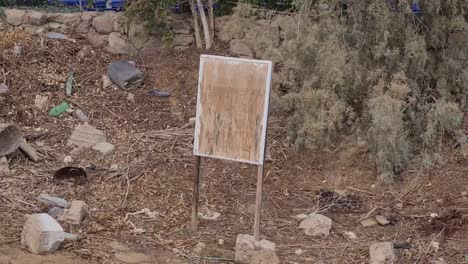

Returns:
191,156,201,233
253,165,264,241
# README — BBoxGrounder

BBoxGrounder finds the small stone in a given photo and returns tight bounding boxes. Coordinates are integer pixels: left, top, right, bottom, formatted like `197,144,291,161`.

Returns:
369,242,396,264
361,217,379,227
127,93,135,102
65,200,88,226
461,191,467,196
218,239,224,245
0,83,9,94
77,47,91,58
235,234,279,264
193,242,206,254
21,213,65,254
375,215,390,226
102,74,111,89
295,249,303,255
295,213,309,220
36,194,70,208
198,208,221,221
73,109,89,122
0,157,10,174
13,45,22,56
34,94,49,110
114,252,153,264
67,123,107,148
430,213,438,218
64,156,73,164
396,203,403,209
298,213,332,237
429,241,439,252
344,231,358,239
92,142,115,155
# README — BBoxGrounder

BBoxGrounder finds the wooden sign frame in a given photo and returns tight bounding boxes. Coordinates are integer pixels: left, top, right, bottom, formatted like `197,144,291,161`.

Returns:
192,55,273,241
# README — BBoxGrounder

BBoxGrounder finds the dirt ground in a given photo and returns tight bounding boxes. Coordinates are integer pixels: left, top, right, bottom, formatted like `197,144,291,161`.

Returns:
0,30,467,264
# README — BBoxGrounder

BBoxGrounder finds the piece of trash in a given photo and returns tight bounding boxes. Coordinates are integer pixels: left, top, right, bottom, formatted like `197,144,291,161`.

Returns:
67,123,106,148
54,166,87,185
48,102,70,117
0,124,23,156
66,70,74,96
107,60,144,91
21,213,78,254
46,32,76,42
0,83,9,94
147,89,170,98
73,109,89,122
198,208,221,221
36,194,70,208
19,142,40,162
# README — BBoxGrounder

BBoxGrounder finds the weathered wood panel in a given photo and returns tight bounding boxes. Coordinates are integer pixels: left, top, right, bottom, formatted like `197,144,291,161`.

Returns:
194,55,272,165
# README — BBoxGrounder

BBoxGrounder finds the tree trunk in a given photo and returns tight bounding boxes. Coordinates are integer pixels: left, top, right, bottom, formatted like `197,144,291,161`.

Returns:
196,0,212,49
207,0,215,40
189,0,203,49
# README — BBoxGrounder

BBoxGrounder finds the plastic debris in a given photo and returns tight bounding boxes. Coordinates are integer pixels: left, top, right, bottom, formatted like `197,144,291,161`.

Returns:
147,89,170,98
107,60,143,90
48,102,70,117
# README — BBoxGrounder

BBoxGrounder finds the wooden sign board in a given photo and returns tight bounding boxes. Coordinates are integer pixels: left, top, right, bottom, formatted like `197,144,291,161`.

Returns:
194,55,273,165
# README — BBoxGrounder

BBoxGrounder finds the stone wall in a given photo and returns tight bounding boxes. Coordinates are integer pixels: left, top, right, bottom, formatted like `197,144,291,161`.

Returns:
1,8,196,55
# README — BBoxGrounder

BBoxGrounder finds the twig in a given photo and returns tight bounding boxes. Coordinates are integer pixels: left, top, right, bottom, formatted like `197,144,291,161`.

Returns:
121,134,144,208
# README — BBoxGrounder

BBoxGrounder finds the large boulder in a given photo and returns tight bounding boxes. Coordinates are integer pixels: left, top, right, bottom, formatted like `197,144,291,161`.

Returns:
128,21,150,50
92,12,116,34
87,28,108,47
48,13,81,28
4,9,26,26
173,34,194,47
77,12,98,34
106,32,137,55
229,39,253,58
24,11,46,26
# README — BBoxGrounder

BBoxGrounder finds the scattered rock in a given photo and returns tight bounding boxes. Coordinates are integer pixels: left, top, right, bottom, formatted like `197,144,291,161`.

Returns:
87,28,108,48
92,142,115,155
5,9,26,26
126,93,135,102
295,249,303,255
235,234,280,264
361,217,379,227
229,39,253,58
376,215,390,226
0,83,9,94
21,213,65,254
298,213,332,237
36,194,70,208
429,241,439,252
92,12,115,34
102,74,112,89
0,157,10,174
173,34,194,47
108,240,129,252
65,200,88,226
24,11,46,26
128,21,150,50
193,242,206,254
63,155,73,164
48,13,81,28
47,206,65,219
172,21,192,35
114,252,153,264
369,242,397,264
13,44,22,56
77,12,97,34
34,94,49,110
73,109,89,122
344,231,358,239
106,32,138,55
67,123,107,148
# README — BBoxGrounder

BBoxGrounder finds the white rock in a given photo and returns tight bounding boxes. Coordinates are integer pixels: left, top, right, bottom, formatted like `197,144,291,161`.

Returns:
298,213,332,237
34,94,49,110
36,194,70,208
369,242,396,264
295,249,303,255
376,215,390,226
235,234,279,264
361,217,378,227
65,200,88,226
92,142,115,155
193,242,206,254
0,157,10,174
0,83,9,94
126,93,135,102
21,213,65,254
294,213,309,220
430,241,439,252
344,231,357,239
67,123,106,148
102,74,112,89
64,155,73,164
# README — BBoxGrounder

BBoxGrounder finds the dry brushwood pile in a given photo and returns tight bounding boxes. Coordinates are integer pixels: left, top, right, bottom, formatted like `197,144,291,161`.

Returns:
0,28,467,264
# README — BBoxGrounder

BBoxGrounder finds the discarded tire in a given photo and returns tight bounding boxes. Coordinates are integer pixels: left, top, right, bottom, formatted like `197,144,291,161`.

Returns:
0,124,23,156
